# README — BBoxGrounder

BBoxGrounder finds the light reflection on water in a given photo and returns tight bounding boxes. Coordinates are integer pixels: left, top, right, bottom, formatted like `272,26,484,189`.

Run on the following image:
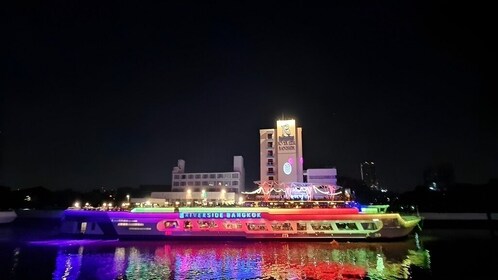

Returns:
32,237,431,280
3,227,496,279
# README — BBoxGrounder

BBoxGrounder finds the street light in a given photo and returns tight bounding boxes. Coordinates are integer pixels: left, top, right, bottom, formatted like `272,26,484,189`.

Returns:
220,189,226,205
201,189,207,206
186,189,192,207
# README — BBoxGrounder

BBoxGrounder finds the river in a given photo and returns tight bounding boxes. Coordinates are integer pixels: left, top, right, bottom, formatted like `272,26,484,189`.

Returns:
0,219,496,279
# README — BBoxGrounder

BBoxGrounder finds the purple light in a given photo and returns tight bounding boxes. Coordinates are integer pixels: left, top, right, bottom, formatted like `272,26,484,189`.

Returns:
288,157,294,165
29,239,119,246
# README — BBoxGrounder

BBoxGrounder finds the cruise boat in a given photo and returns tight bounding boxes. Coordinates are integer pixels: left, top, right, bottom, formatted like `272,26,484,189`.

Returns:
60,203,421,240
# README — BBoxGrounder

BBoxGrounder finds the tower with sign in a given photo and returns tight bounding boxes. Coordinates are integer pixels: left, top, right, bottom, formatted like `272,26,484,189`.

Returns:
259,119,303,184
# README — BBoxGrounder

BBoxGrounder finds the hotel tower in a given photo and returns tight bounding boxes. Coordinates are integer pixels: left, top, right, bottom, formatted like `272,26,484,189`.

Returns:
259,119,303,184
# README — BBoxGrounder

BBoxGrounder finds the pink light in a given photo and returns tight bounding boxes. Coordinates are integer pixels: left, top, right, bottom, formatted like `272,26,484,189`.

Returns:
288,157,294,165
300,157,303,165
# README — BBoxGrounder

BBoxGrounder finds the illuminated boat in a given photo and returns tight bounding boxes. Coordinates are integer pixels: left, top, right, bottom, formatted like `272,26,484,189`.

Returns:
60,204,421,240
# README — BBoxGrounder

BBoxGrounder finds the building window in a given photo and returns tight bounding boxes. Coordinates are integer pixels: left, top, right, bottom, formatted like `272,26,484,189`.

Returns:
268,176,274,181
188,174,194,179
232,181,239,185
173,182,180,186
267,151,273,157
209,174,216,179
267,142,273,148
268,133,273,139
217,174,223,178
268,159,273,166
180,182,186,186
268,168,274,174
174,175,180,179
202,181,209,186
195,174,201,179
195,181,201,186
181,175,186,179
232,173,239,178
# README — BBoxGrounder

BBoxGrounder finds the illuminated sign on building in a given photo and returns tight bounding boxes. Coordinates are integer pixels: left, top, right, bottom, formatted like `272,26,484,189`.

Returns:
277,120,296,153
180,212,262,219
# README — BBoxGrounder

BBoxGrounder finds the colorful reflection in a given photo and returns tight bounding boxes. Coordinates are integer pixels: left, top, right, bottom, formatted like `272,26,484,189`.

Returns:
51,239,431,279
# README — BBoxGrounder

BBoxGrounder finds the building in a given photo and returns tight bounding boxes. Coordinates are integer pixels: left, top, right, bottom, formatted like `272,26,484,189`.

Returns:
139,156,245,206
246,119,342,202
360,161,379,190
259,119,303,184
305,168,337,185
171,156,245,193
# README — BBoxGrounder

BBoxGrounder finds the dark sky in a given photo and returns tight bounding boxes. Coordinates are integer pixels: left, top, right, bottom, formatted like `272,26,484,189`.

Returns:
2,1,496,193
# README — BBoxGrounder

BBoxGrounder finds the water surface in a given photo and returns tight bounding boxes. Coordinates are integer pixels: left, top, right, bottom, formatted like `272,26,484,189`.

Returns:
1,222,496,279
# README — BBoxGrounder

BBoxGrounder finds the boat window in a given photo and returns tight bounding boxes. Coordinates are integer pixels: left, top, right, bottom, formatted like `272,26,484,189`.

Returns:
271,223,293,231
184,221,192,230
297,223,307,231
336,222,358,230
311,223,332,230
80,222,87,234
198,220,218,229
247,223,267,231
164,221,178,229
224,222,242,230
361,222,377,230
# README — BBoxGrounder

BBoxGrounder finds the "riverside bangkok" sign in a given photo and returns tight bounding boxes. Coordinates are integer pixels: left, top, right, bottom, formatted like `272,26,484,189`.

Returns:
179,212,262,219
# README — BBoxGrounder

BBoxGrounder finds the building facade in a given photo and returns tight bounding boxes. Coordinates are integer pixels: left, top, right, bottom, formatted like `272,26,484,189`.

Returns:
259,119,303,184
171,156,245,193
305,168,337,185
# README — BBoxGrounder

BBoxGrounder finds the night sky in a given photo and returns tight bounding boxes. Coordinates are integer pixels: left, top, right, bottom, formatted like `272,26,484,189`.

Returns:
2,1,496,193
